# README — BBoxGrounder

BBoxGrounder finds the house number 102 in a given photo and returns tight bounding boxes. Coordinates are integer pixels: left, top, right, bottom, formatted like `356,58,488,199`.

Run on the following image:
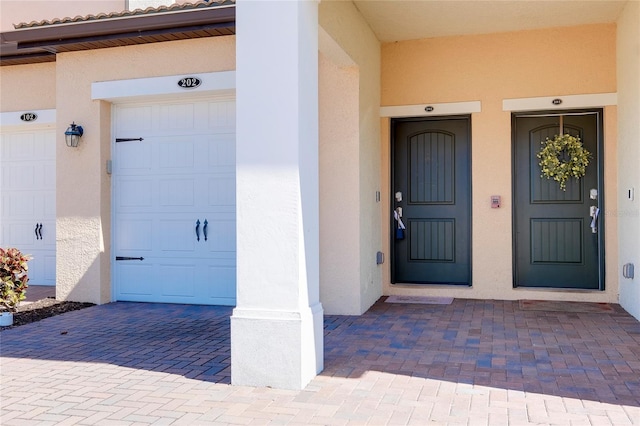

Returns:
178,77,201,89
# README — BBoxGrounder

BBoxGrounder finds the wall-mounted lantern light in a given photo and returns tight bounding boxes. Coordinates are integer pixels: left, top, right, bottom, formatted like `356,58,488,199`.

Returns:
65,122,84,147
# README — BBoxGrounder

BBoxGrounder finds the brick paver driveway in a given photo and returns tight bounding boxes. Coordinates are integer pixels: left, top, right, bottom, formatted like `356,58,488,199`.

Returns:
1,298,639,425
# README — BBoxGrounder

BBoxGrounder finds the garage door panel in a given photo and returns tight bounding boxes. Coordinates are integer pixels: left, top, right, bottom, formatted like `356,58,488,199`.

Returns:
159,103,195,131
2,133,35,159
117,143,152,172
2,163,35,190
43,163,56,189
159,178,195,207
117,263,155,296
116,219,153,251
43,192,56,217
39,132,56,158
39,221,55,249
159,263,195,297
207,176,235,207
118,105,153,132
25,250,56,286
118,178,153,208
3,222,35,246
159,138,195,169
159,219,197,252
208,136,235,167
207,266,236,299
206,218,236,253
43,254,56,286
208,101,236,130
4,193,34,217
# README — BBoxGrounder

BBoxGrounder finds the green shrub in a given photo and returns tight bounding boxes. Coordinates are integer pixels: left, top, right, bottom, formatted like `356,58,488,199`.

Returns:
0,248,31,312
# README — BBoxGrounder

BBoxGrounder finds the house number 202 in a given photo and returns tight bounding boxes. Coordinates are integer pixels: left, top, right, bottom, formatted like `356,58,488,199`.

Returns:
178,77,201,89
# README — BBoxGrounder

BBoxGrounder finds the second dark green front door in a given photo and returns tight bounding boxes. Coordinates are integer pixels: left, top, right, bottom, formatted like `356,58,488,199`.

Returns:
513,111,603,289
392,117,471,285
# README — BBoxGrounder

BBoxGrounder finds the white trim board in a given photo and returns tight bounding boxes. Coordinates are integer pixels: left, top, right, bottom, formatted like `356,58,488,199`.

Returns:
92,71,236,103
503,93,617,111
380,101,481,118
0,109,56,127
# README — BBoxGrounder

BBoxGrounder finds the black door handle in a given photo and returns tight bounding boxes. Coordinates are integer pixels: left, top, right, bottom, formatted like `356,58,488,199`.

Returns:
38,223,42,240
35,223,39,240
195,219,201,241
203,219,208,241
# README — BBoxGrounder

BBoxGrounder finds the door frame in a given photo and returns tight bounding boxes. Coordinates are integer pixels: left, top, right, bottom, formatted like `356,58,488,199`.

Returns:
511,108,605,290
390,115,473,285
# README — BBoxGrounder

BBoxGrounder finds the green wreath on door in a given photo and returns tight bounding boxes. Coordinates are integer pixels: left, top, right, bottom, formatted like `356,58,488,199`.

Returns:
536,134,591,191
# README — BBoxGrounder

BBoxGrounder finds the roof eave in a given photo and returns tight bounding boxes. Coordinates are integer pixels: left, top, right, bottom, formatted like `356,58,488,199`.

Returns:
1,5,235,47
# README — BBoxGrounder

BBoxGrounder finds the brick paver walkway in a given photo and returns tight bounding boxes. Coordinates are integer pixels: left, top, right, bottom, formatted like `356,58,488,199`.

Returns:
1,298,639,425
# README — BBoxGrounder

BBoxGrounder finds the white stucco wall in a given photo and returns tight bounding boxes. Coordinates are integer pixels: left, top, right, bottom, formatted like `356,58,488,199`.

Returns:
319,0,382,314
232,0,323,390
617,0,640,320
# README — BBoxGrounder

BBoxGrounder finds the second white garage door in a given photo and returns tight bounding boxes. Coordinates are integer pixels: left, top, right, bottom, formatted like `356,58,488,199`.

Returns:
113,97,236,305
0,125,56,286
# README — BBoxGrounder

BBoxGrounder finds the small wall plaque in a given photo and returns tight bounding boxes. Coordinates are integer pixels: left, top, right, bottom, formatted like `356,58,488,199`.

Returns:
178,77,201,89
552,98,562,105
425,106,435,112
20,112,38,122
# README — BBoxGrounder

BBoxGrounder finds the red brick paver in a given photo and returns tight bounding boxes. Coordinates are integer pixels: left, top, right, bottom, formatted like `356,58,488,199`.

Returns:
1,298,639,425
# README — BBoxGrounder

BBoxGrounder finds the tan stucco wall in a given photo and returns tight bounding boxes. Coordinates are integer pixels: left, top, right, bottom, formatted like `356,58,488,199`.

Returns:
319,0,382,314
616,1,640,320
54,36,235,304
319,53,361,314
0,63,56,111
381,24,619,303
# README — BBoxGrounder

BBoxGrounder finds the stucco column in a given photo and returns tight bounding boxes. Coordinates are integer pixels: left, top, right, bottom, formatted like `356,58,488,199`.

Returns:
56,54,111,305
231,0,324,389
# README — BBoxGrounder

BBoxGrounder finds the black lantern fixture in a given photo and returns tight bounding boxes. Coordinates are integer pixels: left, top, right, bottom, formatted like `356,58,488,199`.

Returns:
65,122,84,147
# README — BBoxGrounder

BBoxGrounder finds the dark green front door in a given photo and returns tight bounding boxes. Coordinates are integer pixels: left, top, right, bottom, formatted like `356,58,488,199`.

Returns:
513,111,603,289
392,117,471,285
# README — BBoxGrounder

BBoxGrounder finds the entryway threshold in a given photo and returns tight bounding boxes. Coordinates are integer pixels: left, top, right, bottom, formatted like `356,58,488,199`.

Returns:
385,295,453,305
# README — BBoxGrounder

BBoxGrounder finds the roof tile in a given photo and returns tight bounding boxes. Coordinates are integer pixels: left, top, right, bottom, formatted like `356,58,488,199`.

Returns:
14,0,235,29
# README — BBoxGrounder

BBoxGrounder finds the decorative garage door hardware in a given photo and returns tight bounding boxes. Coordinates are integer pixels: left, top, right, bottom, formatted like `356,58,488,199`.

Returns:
115,256,144,261
115,137,144,143
195,219,208,241
34,223,43,240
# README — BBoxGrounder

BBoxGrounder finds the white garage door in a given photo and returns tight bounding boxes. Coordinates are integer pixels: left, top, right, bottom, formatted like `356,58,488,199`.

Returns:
113,97,236,305
0,127,56,286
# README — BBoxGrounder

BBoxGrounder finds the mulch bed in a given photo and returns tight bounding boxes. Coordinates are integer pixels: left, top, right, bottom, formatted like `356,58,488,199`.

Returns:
0,298,95,331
